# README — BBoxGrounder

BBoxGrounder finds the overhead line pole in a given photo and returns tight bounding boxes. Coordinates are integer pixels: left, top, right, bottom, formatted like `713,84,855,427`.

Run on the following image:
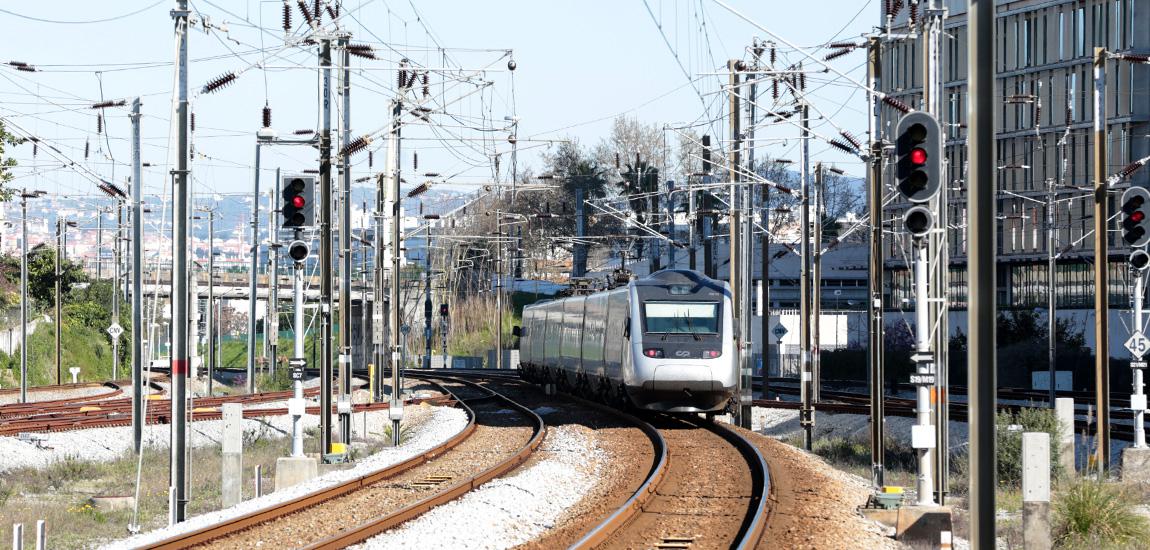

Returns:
113,203,123,380
1092,46,1111,474
338,34,353,447
206,209,215,396
268,170,280,379
169,0,191,524
388,98,404,445
866,36,885,489
131,97,144,453
968,0,997,545
799,99,813,451
319,37,335,456
246,144,262,392
727,59,746,429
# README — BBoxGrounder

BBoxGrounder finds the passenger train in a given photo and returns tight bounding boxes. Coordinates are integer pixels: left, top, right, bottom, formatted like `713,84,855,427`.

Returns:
516,270,737,413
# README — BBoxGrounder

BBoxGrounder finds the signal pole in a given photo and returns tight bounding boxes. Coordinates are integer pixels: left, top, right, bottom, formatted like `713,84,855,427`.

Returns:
798,100,813,451
318,37,335,456
388,98,404,445
268,172,280,379
1092,46,1111,474
204,209,215,395
169,0,191,523
113,203,122,380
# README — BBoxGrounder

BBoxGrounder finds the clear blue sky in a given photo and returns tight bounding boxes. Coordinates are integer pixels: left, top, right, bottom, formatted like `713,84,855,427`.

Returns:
0,1,877,205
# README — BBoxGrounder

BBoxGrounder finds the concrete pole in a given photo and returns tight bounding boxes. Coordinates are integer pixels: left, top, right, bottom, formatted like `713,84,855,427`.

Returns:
291,229,306,457
268,175,280,378
221,402,243,507
55,218,62,385
727,59,744,428
319,38,334,455
913,239,936,507
113,204,122,380
247,140,262,394
206,211,215,395
812,163,822,405
169,0,190,524
799,101,813,451
574,185,586,278
19,192,31,403
338,35,353,447
389,98,404,444
495,209,503,370
1132,271,1145,448
1022,432,1052,550
34,520,44,550
96,209,103,280
1055,397,1076,475
1092,46,1110,474
11,523,21,550
866,36,885,489
968,0,998,544
131,97,143,453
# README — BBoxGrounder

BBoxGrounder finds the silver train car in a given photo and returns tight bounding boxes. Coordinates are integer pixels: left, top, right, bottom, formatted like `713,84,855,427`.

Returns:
516,270,736,413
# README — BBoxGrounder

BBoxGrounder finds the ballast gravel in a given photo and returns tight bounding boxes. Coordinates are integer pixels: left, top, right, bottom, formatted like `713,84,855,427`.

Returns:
352,423,606,550
97,403,468,550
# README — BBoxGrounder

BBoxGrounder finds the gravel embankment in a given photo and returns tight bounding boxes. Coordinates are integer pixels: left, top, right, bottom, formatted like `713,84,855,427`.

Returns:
97,403,468,549
353,423,606,549
0,385,116,406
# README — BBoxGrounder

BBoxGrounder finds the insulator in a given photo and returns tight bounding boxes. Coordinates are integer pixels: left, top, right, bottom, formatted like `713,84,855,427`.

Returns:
91,99,126,109
347,44,376,60
829,139,857,155
201,72,237,94
368,150,373,168
799,71,806,91
909,1,918,24
893,0,904,14
190,112,196,132
96,114,103,134
339,134,372,157
282,1,291,31
262,105,271,128
296,0,312,24
294,128,315,135
325,4,336,21
769,44,776,65
1034,103,1042,123
413,151,419,170
839,130,862,149
32,142,37,157
7,61,28,67
824,48,851,62
1121,162,1144,178
16,65,35,72
313,0,322,25
828,41,858,50
422,72,429,97
398,68,407,89
881,95,912,114
885,0,894,17
772,78,778,100
84,139,90,159
1124,53,1150,64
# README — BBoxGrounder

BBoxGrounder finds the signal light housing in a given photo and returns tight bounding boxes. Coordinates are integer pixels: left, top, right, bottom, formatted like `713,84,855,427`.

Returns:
895,111,943,203
1121,187,1150,247
281,175,316,228
1131,250,1150,271
903,206,934,239
439,303,449,316
287,240,311,262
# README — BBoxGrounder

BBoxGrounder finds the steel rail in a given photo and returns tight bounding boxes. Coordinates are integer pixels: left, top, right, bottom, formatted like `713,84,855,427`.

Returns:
141,378,476,549
302,373,546,549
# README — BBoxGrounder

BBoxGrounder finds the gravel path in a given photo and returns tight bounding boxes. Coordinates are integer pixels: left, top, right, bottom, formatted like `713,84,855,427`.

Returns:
352,424,606,549
0,384,115,406
97,403,468,549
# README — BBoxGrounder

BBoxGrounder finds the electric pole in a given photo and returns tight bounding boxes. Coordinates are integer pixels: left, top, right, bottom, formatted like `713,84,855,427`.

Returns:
727,59,745,428
1092,46,1110,474
319,37,335,456
798,100,814,451
131,97,144,453
866,36,885,489
338,35,353,447
169,0,191,523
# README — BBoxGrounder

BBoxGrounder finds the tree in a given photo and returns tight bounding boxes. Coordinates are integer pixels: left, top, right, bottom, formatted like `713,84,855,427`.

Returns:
26,248,86,309
0,120,21,202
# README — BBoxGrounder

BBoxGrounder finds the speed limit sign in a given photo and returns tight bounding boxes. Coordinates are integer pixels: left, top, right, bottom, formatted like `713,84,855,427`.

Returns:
1125,331,1150,359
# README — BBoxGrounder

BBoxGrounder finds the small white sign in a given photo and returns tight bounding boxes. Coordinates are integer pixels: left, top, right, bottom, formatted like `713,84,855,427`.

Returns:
1126,332,1150,359
107,323,124,339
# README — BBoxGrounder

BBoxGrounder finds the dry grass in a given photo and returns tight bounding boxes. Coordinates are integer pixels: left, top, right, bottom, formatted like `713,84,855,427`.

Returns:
0,428,393,549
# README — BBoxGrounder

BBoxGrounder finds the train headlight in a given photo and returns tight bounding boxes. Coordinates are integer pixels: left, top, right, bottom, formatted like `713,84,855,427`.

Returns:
643,348,664,358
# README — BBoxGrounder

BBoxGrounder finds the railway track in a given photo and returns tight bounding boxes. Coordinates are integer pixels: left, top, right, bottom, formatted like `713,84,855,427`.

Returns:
142,374,545,549
422,369,770,550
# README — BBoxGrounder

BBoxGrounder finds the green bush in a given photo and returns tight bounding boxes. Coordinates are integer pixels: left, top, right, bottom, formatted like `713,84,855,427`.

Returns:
1054,479,1150,549
996,407,1064,487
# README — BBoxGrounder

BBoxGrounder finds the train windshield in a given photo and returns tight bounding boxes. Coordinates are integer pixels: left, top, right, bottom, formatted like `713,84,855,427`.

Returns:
643,302,720,334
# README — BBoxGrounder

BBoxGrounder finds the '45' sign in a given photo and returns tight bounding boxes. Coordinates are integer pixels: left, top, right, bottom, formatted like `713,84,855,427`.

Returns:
1125,332,1150,359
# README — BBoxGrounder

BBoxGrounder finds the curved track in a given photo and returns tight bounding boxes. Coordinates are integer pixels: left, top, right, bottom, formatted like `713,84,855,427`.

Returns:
143,374,545,549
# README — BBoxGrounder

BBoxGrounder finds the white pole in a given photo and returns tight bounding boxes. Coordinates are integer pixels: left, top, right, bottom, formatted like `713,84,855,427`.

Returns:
1133,271,1146,448
914,241,936,506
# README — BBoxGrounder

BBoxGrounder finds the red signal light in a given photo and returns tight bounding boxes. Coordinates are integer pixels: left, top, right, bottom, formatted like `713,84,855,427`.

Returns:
291,196,306,208
1132,211,1146,223
910,147,927,166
